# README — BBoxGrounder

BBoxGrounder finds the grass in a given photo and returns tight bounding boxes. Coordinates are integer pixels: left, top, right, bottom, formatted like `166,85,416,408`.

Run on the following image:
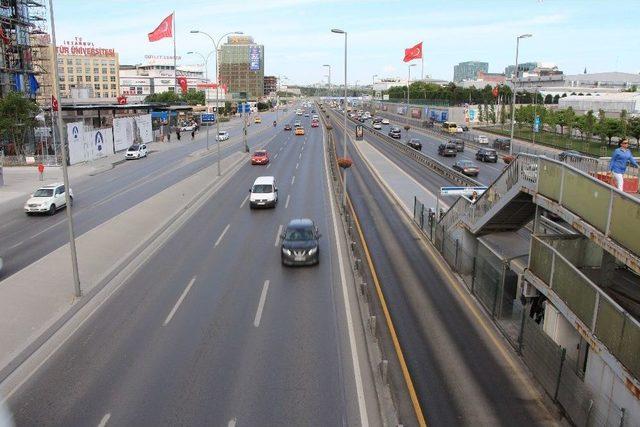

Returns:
482,126,618,157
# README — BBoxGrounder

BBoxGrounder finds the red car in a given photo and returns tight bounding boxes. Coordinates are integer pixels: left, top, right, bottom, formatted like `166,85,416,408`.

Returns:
311,120,319,128
251,150,269,165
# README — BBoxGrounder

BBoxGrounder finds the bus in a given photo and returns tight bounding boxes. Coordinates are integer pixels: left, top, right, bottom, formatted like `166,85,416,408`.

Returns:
442,122,458,134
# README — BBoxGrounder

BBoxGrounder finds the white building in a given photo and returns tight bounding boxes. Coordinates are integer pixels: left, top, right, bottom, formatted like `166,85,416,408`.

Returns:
558,92,640,115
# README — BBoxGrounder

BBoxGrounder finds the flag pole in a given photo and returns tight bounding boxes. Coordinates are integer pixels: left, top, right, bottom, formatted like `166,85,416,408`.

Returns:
421,54,424,80
173,11,177,93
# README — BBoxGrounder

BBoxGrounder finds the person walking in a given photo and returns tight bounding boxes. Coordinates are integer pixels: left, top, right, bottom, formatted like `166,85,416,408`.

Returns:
176,128,181,141
609,138,638,191
191,128,196,140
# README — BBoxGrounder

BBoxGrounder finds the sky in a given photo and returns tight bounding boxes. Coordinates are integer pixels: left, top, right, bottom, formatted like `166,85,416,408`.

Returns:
52,0,640,85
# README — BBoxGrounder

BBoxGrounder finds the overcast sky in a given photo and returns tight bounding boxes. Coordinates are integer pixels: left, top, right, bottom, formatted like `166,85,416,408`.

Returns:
53,0,639,85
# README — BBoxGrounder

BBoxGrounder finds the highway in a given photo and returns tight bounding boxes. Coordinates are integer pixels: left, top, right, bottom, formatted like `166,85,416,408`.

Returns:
7,111,380,425
0,111,287,278
326,108,555,425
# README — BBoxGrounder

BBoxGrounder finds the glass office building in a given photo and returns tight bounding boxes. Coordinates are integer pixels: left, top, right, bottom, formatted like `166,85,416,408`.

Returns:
218,35,264,100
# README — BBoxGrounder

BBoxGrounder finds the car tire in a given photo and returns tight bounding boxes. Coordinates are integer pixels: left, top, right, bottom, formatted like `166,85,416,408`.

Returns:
48,204,56,215
26,212,32,216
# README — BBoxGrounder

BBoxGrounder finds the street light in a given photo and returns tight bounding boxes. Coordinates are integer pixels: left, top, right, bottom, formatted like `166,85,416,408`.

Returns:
191,30,243,175
407,63,416,124
187,50,214,151
323,64,331,100
372,74,378,98
509,33,532,155
331,28,348,208
48,0,81,297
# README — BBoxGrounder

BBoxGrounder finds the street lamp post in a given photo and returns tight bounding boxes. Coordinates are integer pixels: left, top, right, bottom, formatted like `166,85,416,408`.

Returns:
323,64,331,101
48,0,81,298
509,33,532,155
372,74,378,98
407,63,416,124
331,28,348,208
191,30,243,175
187,50,214,151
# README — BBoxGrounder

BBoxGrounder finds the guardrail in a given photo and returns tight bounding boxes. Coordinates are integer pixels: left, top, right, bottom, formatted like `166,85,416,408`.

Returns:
326,107,481,188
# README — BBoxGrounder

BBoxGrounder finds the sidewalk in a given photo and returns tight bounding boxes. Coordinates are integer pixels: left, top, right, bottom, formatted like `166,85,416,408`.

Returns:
0,150,247,383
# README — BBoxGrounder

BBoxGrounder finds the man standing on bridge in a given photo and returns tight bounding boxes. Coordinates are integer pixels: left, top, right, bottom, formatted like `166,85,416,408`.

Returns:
610,138,638,191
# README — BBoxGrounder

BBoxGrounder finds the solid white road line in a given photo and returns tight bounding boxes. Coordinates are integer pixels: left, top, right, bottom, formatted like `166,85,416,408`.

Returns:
97,413,111,427
323,131,369,425
295,162,299,170
228,418,237,427
214,224,231,247
266,163,271,169
275,224,283,247
253,280,270,327
240,194,249,208
164,276,197,326
291,176,295,185
274,153,279,159
285,195,290,209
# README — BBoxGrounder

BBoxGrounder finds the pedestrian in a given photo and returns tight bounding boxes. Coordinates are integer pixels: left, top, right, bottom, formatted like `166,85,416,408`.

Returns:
191,129,196,140
167,129,171,142
470,191,478,203
176,128,181,141
609,138,638,191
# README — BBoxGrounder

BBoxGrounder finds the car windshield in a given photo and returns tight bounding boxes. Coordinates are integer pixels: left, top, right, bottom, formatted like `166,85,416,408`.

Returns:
254,151,266,157
284,228,315,241
459,161,475,167
410,139,421,143
33,188,54,197
129,145,139,151
218,132,226,136
252,184,273,193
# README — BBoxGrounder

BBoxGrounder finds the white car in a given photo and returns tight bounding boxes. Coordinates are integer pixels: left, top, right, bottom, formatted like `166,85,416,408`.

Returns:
381,118,390,125
474,135,489,145
456,126,464,133
125,144,148,159
216,131,229,141
24,183,73,215
373,123,382,130
179,124,196,132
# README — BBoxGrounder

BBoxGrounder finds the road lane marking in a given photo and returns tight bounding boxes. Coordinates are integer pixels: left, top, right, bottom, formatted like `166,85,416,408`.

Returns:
285,195,290,209
240,194,249,208
299,152,302,160
295,162,299,170
266,163,271,169
30,219,65,239
253,280,270,327
322,127,369,426
215,224,231,247
291,176,295,185
275,224,283,247
274,153,279,159
228,418,237,427
97,413,111,427
164,276,197,326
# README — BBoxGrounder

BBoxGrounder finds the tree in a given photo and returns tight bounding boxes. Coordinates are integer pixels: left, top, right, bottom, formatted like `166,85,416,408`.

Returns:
144,91,182,104
514,106,527,128
489,104,496,124
256,102,270,111
0,91,40,155
182,90,205,106
620,109,628,138
553,94,560,104
500,103,507,128
574,115,587,140
596,118,624,146
544,94,553,104
545,109,558,134
627,117,640,146
564,106,576,138
478,104,485,122
585,110,596,142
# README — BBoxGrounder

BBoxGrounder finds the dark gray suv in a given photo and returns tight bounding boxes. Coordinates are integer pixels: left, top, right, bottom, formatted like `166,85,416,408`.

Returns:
281,219,321,266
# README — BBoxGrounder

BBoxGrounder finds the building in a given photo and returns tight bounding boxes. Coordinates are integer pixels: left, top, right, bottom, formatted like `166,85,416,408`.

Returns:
218,35,264,100
30,33,54,107
510,71,640,99
0,0,47,100
453,61,488,83
558,92,640,115
373,76,449,93
504,62,562,78
458,71,506,89
52,36,120,103
263,75,277,95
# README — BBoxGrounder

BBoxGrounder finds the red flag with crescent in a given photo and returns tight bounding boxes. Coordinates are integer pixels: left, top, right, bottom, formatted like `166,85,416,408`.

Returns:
51,95,59,112
177,76,187,94
148,13,173,42
403,41,422,62
492,86,499,97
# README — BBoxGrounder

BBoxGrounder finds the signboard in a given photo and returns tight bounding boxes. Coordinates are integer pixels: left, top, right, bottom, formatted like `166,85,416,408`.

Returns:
355,125,364,140
533,115,541,133
429,108,448,122
411,107,422,119
58,37,115,57
238,103,251,113
66,122,86,165
396,106,406,115
249,46,261,71
113,114,152,151
440,186,487,196
134,114,153,143
201,113,216,123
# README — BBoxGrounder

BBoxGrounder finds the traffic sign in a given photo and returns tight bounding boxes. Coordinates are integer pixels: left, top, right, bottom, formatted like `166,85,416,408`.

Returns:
533,115,541,133
238,103,251,113
201,113,216,123
440,186,487,196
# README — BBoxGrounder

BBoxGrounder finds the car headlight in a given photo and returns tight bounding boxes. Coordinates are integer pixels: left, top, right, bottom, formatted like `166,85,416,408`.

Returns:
282,248,292,255
308,247,318,255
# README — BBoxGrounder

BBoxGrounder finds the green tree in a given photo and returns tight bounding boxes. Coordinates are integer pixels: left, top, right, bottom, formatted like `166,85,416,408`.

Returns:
552,94,560,104
585,110,596,142
182,90,205,106
627,117,640,146
489,104,496,124
478,104,485,122
620,109,628,138
545,109,558,134
597,109,607,143
596,118,624,146
500,103,507,128
544,94,553,104
0,91,40,155
514,106,527,128
564,107,576,138
574,115,587,140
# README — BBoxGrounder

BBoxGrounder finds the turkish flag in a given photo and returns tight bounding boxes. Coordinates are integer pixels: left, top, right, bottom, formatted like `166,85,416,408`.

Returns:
492,86,499,97
117,95,127,105
177,76,187,94
403,41,423,62
148,13,173,42
51,95,59,111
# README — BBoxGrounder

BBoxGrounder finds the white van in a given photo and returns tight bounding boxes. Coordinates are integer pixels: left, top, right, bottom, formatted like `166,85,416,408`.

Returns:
249,176,278,208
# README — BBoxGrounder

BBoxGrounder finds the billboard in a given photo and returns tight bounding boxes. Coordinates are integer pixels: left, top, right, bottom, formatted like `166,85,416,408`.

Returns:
88,129,114,160
411,107,422,119
134,114,153,143
429,109,448,123
67,123,114,164
67,122,87,165
113,114,153,151
381,104,388,111
396,106,406,115
249,46,261,71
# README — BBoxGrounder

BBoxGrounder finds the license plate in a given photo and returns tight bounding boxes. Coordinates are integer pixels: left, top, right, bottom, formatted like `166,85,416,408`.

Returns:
294,256,305,262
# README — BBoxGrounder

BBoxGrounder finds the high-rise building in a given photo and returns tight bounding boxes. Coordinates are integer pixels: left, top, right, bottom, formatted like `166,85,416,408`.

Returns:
0,0,47,99
263,75,277,95
218,35,264,100
504,62,539,78
453,61,488,83
52,36,120,102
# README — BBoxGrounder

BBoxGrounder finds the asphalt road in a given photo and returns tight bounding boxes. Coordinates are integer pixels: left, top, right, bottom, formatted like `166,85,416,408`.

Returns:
327,112,555,426
0,110,291,278
8,110,377,425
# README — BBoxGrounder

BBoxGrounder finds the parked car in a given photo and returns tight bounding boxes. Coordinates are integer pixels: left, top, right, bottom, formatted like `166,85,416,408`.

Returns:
125,144,148,159
452,160,480,176
438,143,457,157
216,130,229,141
24,183,73,216
388,127,402,139
251,150,270,165
179,124,196,132
450,139,465,152
476,148,498,163
493,137,511,150
474,135,489,145
284,124,292,131
407,138,422,151
280,218,321,266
